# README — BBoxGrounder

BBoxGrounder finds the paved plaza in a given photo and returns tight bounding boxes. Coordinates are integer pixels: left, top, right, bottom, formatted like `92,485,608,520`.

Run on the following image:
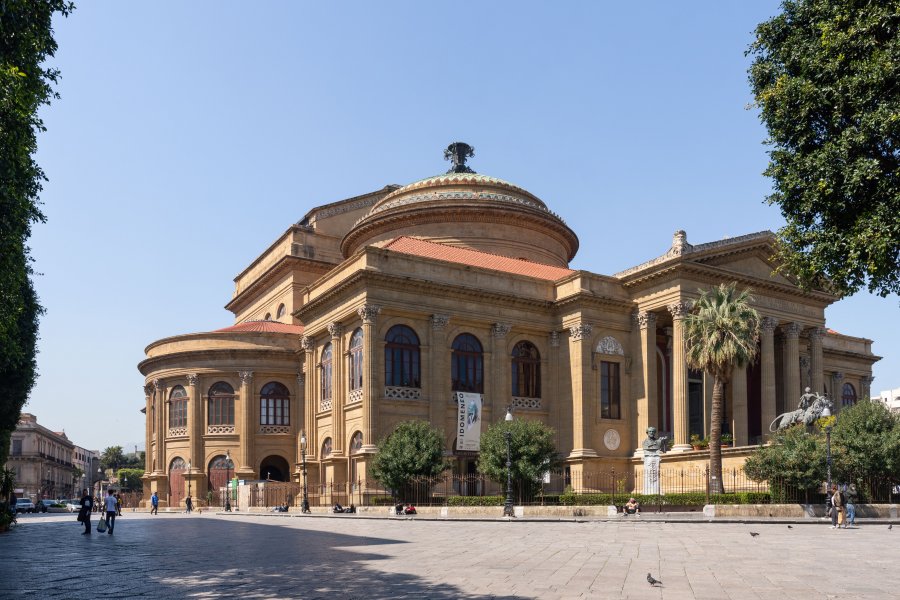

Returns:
1,512,897,599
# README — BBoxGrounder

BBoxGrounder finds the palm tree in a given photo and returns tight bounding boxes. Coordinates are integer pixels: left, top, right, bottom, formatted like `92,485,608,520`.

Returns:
683,283,760,493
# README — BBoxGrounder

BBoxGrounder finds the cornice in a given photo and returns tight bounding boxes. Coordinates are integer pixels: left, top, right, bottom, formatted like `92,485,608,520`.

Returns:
553,291,635,313
225,254,333,313
138,347,301,376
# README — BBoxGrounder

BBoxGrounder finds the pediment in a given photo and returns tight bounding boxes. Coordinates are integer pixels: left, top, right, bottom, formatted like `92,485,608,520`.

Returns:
693,253,794,286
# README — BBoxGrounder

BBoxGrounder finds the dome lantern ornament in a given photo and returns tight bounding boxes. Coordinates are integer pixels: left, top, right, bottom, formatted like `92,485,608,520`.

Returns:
444,142,475,174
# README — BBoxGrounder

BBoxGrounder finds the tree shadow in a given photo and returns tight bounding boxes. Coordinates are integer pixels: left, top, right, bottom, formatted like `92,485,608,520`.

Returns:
0,516,527,599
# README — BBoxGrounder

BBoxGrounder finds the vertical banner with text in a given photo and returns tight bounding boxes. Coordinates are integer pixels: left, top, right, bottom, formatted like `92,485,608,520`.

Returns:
456,392,483,452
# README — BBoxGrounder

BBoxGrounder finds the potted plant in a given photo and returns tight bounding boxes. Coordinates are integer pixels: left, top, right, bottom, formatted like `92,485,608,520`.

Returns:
699,437,709,450
721,433,733,448
690,434,703,450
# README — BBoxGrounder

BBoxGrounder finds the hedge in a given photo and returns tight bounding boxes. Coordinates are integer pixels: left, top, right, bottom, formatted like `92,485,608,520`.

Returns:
446,495,504,507
559,491,772,506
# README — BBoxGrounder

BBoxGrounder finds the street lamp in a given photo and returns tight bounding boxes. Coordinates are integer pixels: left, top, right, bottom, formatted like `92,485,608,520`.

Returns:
300,432,311,513
822,405,833,493
224,451,233,512
186,460,192,499
503,408,515,518
97,467,103,505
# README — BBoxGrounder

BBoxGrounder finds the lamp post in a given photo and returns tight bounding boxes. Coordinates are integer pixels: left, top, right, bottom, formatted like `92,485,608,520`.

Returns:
186,460,192,499
503,408,515,518
822,405,833,493
97,467,103,507
224,451,233,512
300,432,311,513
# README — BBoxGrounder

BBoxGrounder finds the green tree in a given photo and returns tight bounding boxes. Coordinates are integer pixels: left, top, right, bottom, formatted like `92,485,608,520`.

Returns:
748,0,900,298
370,421,449,502
683,283,760,493
831,399,900,486
100,446,125,472
116,468,143,492
477,417,560,500
0,0,73,466
743,425,825,501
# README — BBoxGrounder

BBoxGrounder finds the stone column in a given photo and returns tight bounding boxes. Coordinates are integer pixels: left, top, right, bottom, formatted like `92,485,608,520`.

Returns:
154,379,166,474
668,302,691,452
357,304,381,453
238,370,254,477
731,364,748,446
187,373,201,473
549,331,563,451
760,317,778,440
328,323,345,456
635,312,658,455
491,323,512,421
301,336,316,459
809,327,826,394
799,356,811,392
832,372,844,411
568,322,597,458
782,323,802,411
296,373,306,470
429,315,449,426
860,375,874,400
143,384,153,474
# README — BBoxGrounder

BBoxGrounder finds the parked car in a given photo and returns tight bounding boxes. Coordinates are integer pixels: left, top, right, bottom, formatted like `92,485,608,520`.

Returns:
65,499,81,512
15,498,35,513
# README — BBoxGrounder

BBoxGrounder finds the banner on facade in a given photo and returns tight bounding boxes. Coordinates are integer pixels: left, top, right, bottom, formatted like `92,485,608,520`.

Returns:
456,392,483,452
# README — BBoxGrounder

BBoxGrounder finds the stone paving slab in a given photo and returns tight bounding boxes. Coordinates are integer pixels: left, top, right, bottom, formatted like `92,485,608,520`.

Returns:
1,512,897,599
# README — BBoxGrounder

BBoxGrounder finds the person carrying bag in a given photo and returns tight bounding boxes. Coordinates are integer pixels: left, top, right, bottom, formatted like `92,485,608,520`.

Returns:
77,489,93,535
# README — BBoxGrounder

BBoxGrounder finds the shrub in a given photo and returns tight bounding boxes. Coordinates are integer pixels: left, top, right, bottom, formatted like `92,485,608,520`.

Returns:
446,496,504,507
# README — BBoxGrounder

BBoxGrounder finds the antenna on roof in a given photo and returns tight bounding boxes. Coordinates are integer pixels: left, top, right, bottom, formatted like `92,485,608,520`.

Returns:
444,142,476,174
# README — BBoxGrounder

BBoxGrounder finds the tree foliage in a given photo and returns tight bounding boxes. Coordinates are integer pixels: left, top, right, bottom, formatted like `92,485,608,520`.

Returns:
0,0,73,466
100,446,125,472
743,424,824,494
370,421,449,501
116,468,143,491
477,417,560,499
748,0,900,298
683,283,760,493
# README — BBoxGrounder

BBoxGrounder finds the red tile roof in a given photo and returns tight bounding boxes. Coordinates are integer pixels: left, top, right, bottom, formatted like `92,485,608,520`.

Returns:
214,321,304,334
382,236,575,282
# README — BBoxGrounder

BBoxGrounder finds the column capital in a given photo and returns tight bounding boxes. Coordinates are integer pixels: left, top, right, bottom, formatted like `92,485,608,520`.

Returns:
357,304,381,324
549,331,560,347
185,373,198,386
297,373,305,386
143,383,155,397
783,322,803,337
808,327,827,341
667,301,692,319
238,370,254,384
152,378,165,392
300,335,315,352
327,322,343,339
491,322,512,338
800,356,810,369
569,322,593,341
430,314,449,331
832,371,844,381
760,316,779,332
635,311,657,330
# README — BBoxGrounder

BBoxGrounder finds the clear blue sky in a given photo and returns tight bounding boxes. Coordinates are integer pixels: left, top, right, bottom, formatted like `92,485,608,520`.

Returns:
27,1,898,452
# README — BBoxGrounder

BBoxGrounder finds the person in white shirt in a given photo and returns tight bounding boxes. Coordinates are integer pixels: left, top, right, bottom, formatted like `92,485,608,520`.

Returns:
104,489,118,534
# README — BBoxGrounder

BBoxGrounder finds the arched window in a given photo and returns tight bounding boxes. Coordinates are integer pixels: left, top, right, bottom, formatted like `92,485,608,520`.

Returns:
452,333,483,393
350,431,363,454
842,382,857,407
511,341,541,398
349,328,364,391
320,343,333,404
264,313,271,320
260,381,290,426
276,303,286,319
168,385,188,428
385,325,421,387
208,381,235,426
321,437,333,458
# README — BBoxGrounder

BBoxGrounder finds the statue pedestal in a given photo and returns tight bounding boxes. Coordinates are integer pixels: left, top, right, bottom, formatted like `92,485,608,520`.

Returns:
643,453,661,495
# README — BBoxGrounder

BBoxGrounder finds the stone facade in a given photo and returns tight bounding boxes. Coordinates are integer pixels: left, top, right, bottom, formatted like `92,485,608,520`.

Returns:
6,414,77,501
138,148,879,507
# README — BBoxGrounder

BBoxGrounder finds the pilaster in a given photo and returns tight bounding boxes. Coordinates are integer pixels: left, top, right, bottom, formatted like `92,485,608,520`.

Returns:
301,335,316,461
429,315,449,425
782,323,802,411
358,304,381,452
328,322,345,456
187,373,201,473
491,323,512,423
143,384,153,474
635,311,658,455
237,370,254,477
731,364,748,446
567,322,597,458
154,379,166,474
809,327,826,394
668,302,691,452
760,317,778,441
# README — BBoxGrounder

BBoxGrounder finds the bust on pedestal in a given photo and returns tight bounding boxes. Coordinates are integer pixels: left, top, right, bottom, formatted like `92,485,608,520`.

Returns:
642,427,668,495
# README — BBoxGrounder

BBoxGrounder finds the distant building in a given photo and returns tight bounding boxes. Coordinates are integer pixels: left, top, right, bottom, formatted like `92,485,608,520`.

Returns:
875,388,900,414
72,445,101,495
6,414,77,501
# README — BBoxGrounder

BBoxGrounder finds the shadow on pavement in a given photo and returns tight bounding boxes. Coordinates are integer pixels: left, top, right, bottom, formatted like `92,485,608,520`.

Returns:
0,516,525,599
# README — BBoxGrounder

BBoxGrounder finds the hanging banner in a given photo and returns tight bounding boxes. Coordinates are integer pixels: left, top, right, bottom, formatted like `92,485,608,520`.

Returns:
456,392,483,452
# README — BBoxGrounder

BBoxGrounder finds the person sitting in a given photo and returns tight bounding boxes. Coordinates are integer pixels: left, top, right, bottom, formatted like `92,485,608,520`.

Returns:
403,503,417,515
346,504,356,514
395,502,404,515
333,502,344,513
623,498,640,516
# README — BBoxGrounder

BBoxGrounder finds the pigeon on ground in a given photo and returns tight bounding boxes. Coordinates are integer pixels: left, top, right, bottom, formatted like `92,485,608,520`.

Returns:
647,573,662,586
750,531,760,537
889,524,893,530
787,525,793,529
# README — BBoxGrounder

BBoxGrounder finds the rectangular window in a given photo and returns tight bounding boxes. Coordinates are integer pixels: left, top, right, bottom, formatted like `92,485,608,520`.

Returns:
600,361,620,419
11,439,22,456
260,398,289,426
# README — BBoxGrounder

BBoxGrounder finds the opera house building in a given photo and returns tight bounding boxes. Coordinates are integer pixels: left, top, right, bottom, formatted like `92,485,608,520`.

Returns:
138,143,878,507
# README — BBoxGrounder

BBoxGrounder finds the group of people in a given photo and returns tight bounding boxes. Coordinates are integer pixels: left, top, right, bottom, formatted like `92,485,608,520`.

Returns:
332,503,356,513
828,483,858,529
394,503,417,515
77,488,120,535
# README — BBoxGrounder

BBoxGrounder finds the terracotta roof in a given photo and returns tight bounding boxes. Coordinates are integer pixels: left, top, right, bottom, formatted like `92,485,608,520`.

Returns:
213,321,304,334
382,236,575,281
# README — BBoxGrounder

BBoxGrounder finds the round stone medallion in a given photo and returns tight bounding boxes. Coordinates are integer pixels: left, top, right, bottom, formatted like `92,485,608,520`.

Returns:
603,428,621,451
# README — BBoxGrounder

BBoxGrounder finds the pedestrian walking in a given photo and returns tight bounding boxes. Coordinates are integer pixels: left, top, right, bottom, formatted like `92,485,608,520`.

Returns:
845,483,858,527
78,489,93,535
831,484,845,529
150,491,159,515
185,495,193,514
116,492,122,516
104,489,118,535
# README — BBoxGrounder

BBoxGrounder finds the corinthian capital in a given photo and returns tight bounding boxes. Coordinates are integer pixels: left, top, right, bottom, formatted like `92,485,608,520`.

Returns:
143,384,155,397
549,331,560,347
569,322,593,341
301,335,315,352
667,301,692,319
430,314,449,331
186,373,198,386
357,304,382,324
783,322,802,337
635,311,657,330
808,327,827,342
760,316,779,332
491,323,512,338
238,370,254,384
327,323,343,338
